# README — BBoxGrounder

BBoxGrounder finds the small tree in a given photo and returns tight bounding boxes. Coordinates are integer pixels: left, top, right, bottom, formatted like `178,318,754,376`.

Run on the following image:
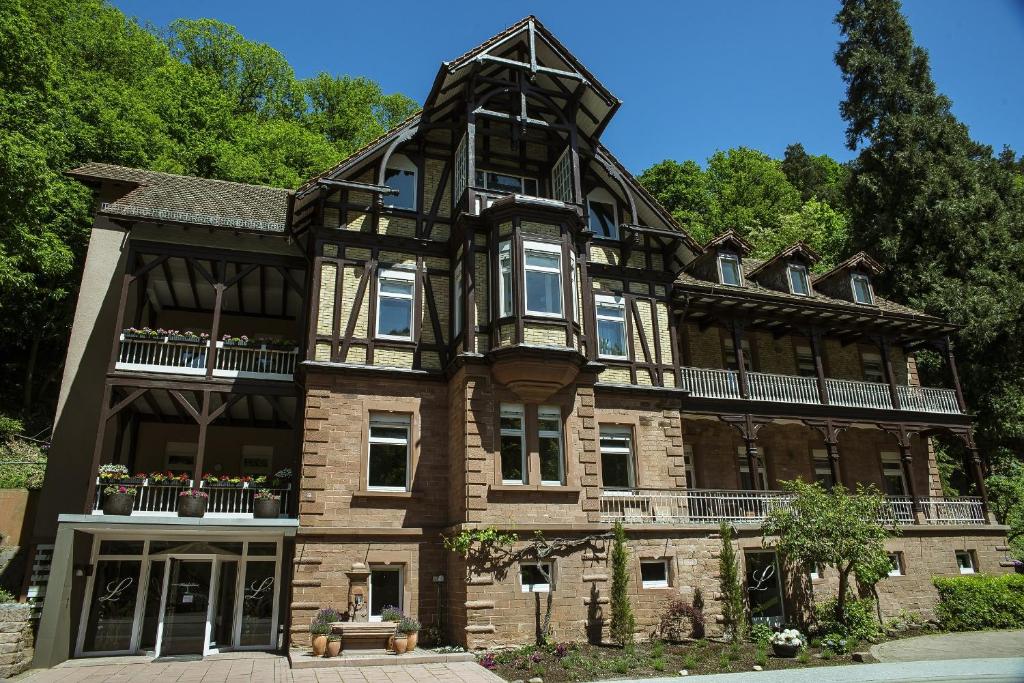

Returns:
609,521,635,646
763,480,893,626
718,521,746,642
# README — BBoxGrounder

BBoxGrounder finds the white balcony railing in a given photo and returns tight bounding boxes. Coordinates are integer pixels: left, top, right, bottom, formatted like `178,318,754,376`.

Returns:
747,372,820,405
115,335,297,380
680,367,742,400
826,377,894,410
897,385,961,414
93,478,292,518
599,489,985,526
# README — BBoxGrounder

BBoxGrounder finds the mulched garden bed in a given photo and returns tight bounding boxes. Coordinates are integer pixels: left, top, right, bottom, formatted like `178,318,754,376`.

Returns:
481,639,869,682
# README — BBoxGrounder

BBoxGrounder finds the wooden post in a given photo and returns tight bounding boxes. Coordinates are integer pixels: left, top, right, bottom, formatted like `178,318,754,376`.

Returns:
83,384,114,513
879,336,902,410
967,447,993,521
192,391,211,485
731,321,749,399
825,441,842,489
206,262,225,378
897,443,923,519
745,438,761,491
944,337,968,413
809,328,829,405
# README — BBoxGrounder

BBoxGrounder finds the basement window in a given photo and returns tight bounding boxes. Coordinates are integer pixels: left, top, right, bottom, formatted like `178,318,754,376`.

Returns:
641,560,670,589
376,269,415,340
520,562,553,592
887,552,904,577
955,550,976,574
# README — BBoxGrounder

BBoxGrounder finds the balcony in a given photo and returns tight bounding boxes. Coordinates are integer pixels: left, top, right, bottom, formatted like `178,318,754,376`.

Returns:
92,478,292,518
679,367,961,414
116,332,298,381
598,488,985,526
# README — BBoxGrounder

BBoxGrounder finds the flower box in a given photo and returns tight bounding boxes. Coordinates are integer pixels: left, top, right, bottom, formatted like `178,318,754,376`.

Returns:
168,334,208,345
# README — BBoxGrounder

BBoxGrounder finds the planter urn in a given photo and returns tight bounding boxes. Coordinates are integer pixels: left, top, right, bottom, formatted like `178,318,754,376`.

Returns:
311,635,327,657
771,642,800,658
325,639,341,658
393,635,408,655
102,492,135,516
178,496,207,518
254,497,281,519
406,631,418,651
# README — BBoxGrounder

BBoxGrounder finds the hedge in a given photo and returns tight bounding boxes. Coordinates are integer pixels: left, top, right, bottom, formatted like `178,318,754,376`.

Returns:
933,574,1024,631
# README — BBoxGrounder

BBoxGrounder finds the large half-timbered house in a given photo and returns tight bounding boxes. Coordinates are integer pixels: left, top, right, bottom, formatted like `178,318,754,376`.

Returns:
32,16,1009,665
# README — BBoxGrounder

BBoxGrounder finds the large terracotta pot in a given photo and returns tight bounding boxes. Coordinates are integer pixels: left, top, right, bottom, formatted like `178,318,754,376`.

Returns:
326,639,341,658
254,497,281,519
178,496,207,518
406,631,418,651
311,634,327,657
102,492,135,516
393,635,408,655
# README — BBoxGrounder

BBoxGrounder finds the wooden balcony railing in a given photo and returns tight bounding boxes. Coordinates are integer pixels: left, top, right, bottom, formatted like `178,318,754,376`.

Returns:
598,488,985,526
93,478,292,518
680,366,961,415
116,335,297,380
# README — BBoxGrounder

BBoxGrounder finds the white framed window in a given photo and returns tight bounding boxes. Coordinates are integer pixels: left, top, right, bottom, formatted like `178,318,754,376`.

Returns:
595,295,627,359
737,446,768,491
861,351,885,383
499,404,526,485
520,562,553,592
880,451,907,496
718,253,743,286
788,264,811,296
368,565,403,621
955,550,976,574
812,448,835,490
383,154,417,211
684,444,696,489
538,405,564,485
475,170,538,196
453,259,463,336
640,559,670,589
887,552,904,577
524,241,563,317
795,345,817,378
587,188,619,239
599,426,634,489
241,445,273,476
376,269,415,340
367,413,410,491
498,240,513,317
809,563,825,581
851,273,874,304
164,442,197,475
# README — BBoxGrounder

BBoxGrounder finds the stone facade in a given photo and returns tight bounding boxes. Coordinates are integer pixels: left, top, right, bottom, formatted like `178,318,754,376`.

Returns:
0,603,33,678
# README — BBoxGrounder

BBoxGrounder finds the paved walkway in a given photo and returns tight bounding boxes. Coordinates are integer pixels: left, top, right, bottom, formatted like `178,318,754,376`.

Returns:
17,654,502,683
871,629,1024,662
629,658,1024,683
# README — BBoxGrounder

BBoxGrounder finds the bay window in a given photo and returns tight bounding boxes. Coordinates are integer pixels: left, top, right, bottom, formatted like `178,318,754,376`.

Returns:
595,295,627,359
376,269,415,340
498,240,513,317
524,242,562,317
453,259,463,336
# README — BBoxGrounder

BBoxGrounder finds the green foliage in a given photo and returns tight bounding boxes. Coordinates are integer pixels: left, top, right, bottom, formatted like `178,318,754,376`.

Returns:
933,574,1024,631
749,623,773,647
750,198,849,273
442,526,516,556
762,480,893,626
986,460,1024,559
718,521,746,642
609,521,635,646
704,147,802,236
0,588,14,603
836,0,1024,459
0,436,46,489
0,0,418,430
781,142,849,208
814,596,880,643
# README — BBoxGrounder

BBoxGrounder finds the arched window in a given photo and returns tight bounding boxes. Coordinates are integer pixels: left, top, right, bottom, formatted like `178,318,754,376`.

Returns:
587,187,619,239
383,154,417,211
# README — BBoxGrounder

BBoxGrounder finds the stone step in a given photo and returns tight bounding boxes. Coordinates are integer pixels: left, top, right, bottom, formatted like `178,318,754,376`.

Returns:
289,650,475,669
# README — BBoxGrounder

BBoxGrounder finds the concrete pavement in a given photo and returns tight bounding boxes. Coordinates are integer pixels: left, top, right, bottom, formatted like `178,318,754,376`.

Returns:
871,629,1024,662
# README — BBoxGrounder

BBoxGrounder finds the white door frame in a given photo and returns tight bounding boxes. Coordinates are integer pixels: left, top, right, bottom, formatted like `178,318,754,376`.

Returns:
153,554,219,658
368,565,403,622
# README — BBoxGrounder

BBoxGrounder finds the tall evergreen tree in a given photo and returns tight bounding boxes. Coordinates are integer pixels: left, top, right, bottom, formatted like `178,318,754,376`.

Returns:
836,0,1024,458
609,521,635,646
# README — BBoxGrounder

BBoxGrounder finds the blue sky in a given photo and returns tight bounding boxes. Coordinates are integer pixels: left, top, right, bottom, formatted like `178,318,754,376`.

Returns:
110,0,1024,174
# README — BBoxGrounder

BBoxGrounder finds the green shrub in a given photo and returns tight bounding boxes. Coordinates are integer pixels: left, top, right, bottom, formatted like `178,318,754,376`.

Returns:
814,596,880,642
749,622,773,646
609,522,636,646
933,574,1024,631
0,588,15,603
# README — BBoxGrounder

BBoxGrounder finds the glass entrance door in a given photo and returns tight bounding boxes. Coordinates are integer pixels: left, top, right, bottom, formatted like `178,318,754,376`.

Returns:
745,551,784,627
160,559,213,655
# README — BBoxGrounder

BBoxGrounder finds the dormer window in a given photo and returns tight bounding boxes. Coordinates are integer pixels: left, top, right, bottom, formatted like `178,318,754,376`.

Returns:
718,253,743,286
788,264,811,296
851,273,874,304
587,188,619,240
383,154,417,211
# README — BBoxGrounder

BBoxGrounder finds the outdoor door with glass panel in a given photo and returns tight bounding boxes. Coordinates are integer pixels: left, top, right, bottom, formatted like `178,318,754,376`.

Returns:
880,451,907,495
369,567,402,622
161,559,212,655
745,552,784,627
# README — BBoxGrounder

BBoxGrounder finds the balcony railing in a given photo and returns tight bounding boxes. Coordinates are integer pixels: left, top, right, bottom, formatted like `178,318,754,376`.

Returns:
93,478,292,518
680,366,961,415
116,335,297,380
599,488,985,526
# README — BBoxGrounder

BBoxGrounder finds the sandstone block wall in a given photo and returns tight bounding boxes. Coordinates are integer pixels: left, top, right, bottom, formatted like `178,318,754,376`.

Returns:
0,603,33,678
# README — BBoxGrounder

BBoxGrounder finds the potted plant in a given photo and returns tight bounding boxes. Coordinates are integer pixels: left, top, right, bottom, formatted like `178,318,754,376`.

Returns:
221,334,250,348
98,463,130,483
392,632,409,655
178,489,209,517
399,616,421,651
151,471,190,486
381,606,403,651
325,634,341,658
253,489,281,519
310,621,330,657
169,330,209,345
102,485,137,516
271,468,293,488
123,326,161,341
770,628,804,658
